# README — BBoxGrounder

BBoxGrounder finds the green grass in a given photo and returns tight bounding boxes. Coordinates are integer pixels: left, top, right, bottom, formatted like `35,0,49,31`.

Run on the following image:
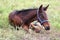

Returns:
0,0,60,40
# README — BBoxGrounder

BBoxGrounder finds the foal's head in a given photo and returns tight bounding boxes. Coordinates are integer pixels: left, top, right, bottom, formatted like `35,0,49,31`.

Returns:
37,5,50,30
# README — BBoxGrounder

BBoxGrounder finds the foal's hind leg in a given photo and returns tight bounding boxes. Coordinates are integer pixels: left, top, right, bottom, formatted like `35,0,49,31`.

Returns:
22,24,29,32
12,25,19,30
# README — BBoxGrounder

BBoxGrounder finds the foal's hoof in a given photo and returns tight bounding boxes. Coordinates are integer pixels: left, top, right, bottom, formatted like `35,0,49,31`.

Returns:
35,31,40,33
17,28,19,30
35,29,41,33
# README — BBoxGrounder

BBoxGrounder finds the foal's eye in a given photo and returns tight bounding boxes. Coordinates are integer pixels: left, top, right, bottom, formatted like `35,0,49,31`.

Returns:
40,16,41,17
40,13,43,16
39,12,45,18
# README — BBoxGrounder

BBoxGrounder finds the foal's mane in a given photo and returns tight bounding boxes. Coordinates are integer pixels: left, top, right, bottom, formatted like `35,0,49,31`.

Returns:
19,8,37,12
15,8,37,14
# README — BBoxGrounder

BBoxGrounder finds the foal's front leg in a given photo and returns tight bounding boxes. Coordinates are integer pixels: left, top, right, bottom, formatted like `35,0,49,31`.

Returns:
22,24,29,32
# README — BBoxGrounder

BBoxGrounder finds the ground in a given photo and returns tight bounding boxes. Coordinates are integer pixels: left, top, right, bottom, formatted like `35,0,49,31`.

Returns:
0,0,60,40
0,27,60,40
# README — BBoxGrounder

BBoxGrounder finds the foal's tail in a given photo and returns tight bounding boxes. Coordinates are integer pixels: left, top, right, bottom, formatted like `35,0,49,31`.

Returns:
8,10,17,26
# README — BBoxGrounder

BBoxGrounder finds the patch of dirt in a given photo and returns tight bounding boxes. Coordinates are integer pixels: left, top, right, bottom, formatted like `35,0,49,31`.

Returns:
0,26,60,40
22,29,60,40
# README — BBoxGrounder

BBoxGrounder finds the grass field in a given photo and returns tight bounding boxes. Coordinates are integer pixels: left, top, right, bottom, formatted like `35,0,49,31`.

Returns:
0,0,60,40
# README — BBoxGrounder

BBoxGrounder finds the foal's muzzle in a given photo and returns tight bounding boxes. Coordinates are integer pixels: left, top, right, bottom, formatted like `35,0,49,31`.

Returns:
45,26,50,30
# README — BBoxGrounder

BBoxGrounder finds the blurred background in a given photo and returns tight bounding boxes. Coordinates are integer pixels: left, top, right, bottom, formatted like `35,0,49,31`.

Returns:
0,0,60,40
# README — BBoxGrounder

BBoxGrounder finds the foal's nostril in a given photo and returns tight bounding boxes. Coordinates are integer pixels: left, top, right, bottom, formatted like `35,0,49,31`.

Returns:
45,27,50,30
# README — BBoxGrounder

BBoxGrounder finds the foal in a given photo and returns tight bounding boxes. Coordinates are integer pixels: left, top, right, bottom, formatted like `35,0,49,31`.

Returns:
9,5,50,32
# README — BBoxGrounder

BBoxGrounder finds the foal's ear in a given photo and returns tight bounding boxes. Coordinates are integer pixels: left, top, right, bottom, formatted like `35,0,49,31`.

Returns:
44,5,49,11
39,5,43,12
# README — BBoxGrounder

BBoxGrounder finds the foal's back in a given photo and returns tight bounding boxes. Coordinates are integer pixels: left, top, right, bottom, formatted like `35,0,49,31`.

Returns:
15,9,37,23
9,8,37,27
